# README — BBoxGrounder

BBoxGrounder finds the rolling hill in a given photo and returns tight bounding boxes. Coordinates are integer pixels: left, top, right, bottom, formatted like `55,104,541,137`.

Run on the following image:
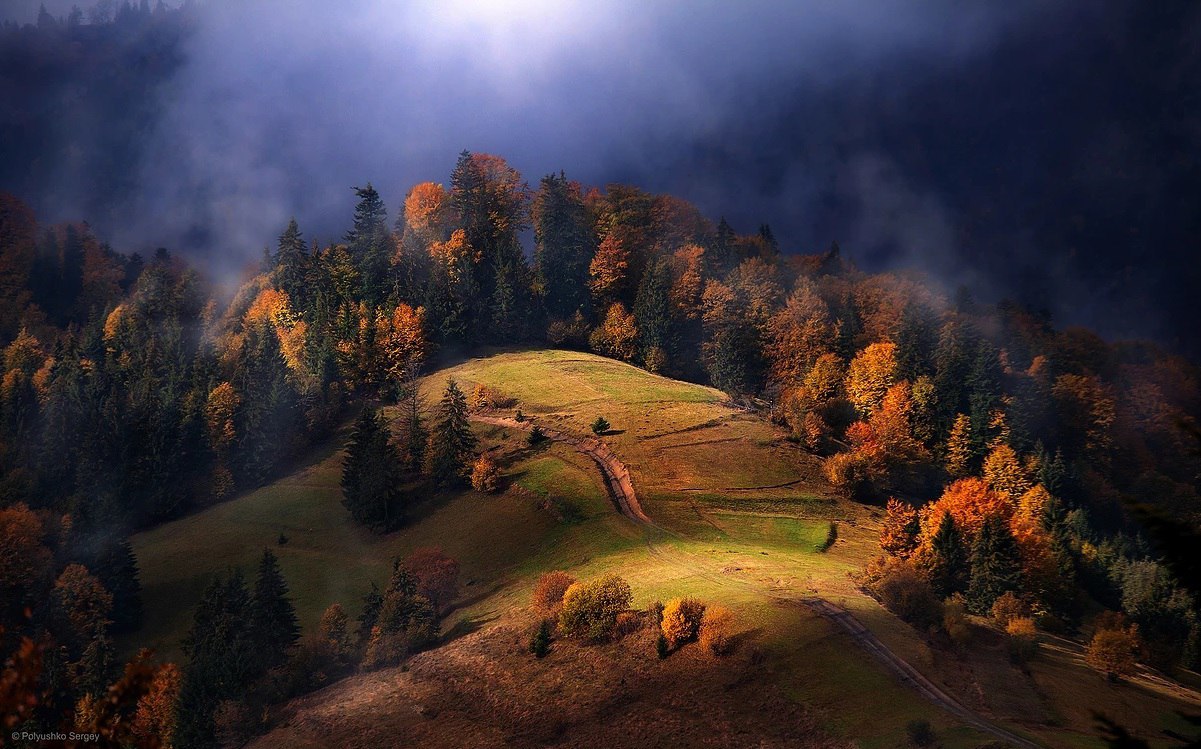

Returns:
128,350,1201,749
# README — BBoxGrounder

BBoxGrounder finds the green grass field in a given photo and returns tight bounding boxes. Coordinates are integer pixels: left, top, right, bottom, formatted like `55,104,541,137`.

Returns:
129,349,1200,749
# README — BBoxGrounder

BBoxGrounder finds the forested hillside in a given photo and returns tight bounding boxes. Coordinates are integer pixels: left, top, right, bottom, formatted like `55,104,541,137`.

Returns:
2,147,1200,744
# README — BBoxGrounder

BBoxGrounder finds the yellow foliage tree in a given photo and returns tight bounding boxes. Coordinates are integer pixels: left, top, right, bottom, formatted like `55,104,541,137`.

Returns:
982,442,1030,500
589,302,638,362
660,597,706,648
845,341,898,418
945,413,972,478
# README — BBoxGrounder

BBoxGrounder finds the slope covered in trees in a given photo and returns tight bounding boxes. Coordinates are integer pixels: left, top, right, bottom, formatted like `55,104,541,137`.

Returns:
2,146,1201,745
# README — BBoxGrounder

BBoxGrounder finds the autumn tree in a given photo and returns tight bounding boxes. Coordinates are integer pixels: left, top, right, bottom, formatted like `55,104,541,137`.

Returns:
944,413,972,478
766,280,835,388
1086,620,1140,680
532,571,577,614
341,407,406,530
881,498,921,558
424,378,476,485
845,342,899,418
588,234,630,309
661,597,706,648
589,302,638,362
470,453,500,493
559,574,632,640
982,442,1031,500
132,660,181,748
402,547,460,616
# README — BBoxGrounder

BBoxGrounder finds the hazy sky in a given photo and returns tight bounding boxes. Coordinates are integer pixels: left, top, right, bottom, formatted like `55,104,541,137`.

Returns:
4,1,1200,352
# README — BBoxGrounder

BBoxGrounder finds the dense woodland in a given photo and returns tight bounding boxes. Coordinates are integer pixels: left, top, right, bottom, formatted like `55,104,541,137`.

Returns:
2,144,1201,745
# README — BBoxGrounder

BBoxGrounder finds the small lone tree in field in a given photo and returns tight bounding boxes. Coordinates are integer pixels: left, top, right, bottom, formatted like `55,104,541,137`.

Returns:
558,574,632,640
529,619,552,658
471,454,500,493
591,416,610,435
527,425,547,446
661,597,706,649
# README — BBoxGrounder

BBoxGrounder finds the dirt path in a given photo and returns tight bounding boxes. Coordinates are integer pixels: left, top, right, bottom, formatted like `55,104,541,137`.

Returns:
471,412,1044,748
472,414,652,524
801,597,1042,749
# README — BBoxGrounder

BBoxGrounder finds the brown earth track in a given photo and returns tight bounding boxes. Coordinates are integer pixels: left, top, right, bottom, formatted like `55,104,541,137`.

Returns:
472,412,1046,748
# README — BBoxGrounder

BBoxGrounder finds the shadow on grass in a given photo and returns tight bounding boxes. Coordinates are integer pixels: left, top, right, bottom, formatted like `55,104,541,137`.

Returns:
441,610,501,646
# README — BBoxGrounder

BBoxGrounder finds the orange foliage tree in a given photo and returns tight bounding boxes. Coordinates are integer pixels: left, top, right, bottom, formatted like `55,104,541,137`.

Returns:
588,235,630,307
589,302,638,362
766,279,835,388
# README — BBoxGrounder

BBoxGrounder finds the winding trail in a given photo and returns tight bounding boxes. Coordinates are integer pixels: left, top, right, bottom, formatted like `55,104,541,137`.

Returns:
471,412,1043,749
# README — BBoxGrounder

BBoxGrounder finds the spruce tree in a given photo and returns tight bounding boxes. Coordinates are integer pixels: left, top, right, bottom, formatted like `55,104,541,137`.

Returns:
341,407,404,529
967,340,1003,459
175,571,257,749
633,257,677,370
927,513,968,597
346,184,391,307
89,538,142,634
250,548,300,672
424,379,476,485
274,218,308,302
533,172,595,320
967,515,1023,614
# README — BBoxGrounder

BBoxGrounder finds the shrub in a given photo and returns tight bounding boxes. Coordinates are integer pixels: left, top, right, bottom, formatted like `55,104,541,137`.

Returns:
905,719,936,747
514,409,525,422
591,416,610,435
470,454,500,493
943,594,972,647
614,610,643,639
558,574,632,640
656,633,670,659
1087,621,1140,680
469,383,491,411
990,591,1030,627
661,597,706,648
874,563,943,631
1006,616,1039,663
529,619,552,658
824,450,877,500
527,425,547,446
532,571,576,613
648,599,665,626
699,605,735,655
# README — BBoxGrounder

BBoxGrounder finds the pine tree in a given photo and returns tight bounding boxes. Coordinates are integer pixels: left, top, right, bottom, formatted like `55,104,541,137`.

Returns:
633,258,677,370
175,571,257,749
88,538,142,634
357,582,383,651
926,512,968,597
274,218,308,302
424,379,476,485
967,515,1022,614
709,217,736,273
341,407,405,529
250,548,299,672
346,184,392,307
967,340,1003,459
533,171,595,320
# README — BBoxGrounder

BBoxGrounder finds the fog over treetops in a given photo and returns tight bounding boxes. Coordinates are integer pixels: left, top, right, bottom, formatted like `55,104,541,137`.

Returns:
2,0,1199,354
